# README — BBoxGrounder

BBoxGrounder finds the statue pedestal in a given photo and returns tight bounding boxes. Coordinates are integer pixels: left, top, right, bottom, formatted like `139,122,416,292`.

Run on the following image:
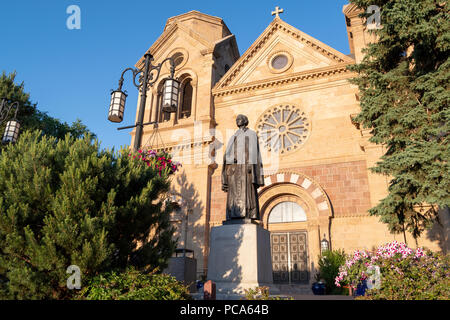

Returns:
207,222,278,296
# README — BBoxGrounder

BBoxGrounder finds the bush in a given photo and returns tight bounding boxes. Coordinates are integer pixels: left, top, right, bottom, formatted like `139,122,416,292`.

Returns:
0,130,179,299
335,241,450,300
317,249,347,295
77,268,191,300
243,286,293,300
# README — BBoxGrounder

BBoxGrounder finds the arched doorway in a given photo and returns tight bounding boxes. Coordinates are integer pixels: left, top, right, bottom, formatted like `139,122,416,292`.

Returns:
269,201,309,284
258,171,333,285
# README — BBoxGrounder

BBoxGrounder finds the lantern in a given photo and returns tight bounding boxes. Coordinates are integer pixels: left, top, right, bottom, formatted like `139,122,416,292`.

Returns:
161,78,180,114
2,120,20,144
320,234,329,254
108,90,127,123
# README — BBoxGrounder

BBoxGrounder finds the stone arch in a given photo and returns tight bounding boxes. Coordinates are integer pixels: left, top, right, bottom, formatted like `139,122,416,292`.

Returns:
258,170,333,220
152,69,199,123
261,191,312,228
174,69,198,120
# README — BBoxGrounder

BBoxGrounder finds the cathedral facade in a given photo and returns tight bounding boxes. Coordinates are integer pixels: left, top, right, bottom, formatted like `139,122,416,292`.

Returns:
130,4,446,284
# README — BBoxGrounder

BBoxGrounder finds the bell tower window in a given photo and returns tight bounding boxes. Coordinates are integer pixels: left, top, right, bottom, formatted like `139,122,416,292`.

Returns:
179,79,193,119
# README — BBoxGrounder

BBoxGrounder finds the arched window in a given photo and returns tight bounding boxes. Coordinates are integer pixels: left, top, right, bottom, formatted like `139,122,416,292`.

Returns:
268,201,307,224
179,78,192,119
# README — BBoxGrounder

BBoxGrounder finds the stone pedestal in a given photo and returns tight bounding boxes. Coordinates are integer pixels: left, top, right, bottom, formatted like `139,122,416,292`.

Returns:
207,222,278,295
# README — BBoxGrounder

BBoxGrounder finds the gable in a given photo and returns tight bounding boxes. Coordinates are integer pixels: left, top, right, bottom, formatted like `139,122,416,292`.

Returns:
214,18,354,90
135,22,211,68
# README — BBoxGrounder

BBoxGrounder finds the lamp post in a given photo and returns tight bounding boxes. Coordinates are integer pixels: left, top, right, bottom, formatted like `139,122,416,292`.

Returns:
0,98,20,144
108,53,180,151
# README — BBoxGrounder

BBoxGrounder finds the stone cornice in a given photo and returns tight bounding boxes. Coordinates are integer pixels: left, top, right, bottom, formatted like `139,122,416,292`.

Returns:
143,134,214,153
342,3,364,18
212,63,354,98
164,10,231,35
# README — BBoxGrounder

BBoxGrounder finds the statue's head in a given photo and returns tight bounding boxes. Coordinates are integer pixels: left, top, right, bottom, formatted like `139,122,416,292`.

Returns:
236,114,249,128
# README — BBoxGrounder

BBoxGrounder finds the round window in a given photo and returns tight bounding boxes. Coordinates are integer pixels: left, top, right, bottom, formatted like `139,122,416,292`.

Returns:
171,52,184,67
267,51,293,73
271,54,288,70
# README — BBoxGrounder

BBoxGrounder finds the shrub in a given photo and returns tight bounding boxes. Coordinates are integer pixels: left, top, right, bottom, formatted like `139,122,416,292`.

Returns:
243,286,293,300
0,130,179,299
77,267,191,300
335,241,450,300
317,249,347,295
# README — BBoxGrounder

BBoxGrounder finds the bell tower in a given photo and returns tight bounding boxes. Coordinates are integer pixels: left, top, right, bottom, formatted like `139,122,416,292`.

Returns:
131,11,240,278
343,3,378,63
132,11,240,150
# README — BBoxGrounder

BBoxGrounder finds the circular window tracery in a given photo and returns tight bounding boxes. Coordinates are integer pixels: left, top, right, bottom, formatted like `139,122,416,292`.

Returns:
172,52,184,67
256,105,310,154
165,48,189,70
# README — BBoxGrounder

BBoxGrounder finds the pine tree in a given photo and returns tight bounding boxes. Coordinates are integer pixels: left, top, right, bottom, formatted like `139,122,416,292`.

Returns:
0,71,94,142
0,130,176,299
348,0,449,240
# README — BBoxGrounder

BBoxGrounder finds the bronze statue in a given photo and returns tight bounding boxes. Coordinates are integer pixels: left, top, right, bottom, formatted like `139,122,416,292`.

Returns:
222,114,264,222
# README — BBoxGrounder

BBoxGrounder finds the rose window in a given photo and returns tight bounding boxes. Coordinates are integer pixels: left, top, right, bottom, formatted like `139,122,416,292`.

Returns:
256,105,310,154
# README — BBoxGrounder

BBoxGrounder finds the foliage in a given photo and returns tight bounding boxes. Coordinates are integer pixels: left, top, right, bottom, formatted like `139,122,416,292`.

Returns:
0,71,94,143
243,286,293,300
347,0,450,239
0,130,177,299
317,249,347,295
335,241,449,300
359,251,449,300
77,267,191,300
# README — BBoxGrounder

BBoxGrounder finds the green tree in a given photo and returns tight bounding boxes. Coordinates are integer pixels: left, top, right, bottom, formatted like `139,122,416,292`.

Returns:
0,71,94,142
348,0,450,241
0,130,176,299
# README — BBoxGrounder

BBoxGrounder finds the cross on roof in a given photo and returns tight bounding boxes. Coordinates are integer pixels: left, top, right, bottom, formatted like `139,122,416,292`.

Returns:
271,6,284,18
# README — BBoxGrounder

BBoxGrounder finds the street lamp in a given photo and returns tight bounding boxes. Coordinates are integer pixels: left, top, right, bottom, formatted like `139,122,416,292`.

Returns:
320,234,329,254
108,53,180,151
0,98,20,144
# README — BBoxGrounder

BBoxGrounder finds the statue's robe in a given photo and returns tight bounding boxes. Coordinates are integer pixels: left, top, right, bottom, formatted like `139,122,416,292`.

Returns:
221,127,264,220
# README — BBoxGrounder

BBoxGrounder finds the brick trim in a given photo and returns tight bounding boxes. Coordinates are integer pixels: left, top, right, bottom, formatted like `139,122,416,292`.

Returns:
259,170,333,218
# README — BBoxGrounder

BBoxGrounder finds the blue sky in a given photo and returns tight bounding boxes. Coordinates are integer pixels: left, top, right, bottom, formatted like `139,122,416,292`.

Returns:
0,0,351,151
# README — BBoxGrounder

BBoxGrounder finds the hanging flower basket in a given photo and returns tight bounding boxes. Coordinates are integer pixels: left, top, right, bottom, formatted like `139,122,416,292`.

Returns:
129,149,182,176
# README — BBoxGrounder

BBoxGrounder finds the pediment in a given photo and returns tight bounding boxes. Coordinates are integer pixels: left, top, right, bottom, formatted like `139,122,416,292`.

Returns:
214,18,354,90
136,22,212,68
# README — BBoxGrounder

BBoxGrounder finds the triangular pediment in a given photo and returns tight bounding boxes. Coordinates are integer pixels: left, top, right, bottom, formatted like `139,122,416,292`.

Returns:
214,18,354,90
136,22,212,68
136,11,234,68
